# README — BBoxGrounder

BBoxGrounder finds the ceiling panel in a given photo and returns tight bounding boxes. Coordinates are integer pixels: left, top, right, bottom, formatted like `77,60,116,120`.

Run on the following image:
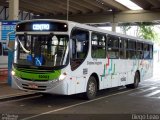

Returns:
0,0,160,18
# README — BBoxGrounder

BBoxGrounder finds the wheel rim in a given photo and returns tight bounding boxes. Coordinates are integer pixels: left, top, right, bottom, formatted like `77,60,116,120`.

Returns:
88,81,96,96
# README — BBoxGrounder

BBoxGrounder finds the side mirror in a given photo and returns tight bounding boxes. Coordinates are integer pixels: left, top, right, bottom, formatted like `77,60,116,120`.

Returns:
7,31,15,51
7,41,15,51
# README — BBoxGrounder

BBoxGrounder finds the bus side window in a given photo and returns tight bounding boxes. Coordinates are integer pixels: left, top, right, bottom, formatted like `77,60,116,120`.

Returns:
136,42,143,59
143,43,150,59
0,43,2,55
91,32,106,58
119,38,127,59
127,40,136,59
149,44,153,59
107,35,119,59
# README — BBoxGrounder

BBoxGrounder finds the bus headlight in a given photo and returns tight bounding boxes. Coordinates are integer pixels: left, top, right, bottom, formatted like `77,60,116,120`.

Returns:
59,72,67,81
11,70,15,76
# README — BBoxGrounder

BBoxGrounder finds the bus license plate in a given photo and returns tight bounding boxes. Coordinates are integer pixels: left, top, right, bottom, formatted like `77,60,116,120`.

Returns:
28,84,38,89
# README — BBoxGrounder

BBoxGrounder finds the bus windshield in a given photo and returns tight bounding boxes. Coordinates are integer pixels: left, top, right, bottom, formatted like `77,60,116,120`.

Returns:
14,34,69,69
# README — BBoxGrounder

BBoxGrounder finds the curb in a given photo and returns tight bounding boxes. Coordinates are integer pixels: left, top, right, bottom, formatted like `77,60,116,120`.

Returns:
0,92,40,102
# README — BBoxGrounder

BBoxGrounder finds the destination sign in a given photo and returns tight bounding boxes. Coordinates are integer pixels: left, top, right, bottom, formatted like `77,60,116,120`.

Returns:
33,24,50,31
16,21,68,32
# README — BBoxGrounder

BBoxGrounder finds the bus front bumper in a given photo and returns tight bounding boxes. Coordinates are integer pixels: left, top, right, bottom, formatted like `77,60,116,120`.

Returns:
11,75,68,95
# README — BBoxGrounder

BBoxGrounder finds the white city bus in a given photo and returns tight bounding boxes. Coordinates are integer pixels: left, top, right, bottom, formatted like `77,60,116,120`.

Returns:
8,19,153,99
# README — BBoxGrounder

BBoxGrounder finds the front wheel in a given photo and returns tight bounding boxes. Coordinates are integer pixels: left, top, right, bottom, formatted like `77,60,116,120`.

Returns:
84,76,97,100
126,72,140,89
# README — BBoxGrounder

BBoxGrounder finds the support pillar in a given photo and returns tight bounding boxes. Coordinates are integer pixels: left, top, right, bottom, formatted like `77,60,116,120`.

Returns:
111,22,118,32
8,0,19,20
8,0,19,85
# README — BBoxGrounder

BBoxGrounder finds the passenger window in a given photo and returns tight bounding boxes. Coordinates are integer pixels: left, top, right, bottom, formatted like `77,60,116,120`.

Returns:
149,45,153,59
107,35,119,59
91,32,106,58
127,40,136,59
119,38,127,59
136,42,143,59
70,28,89,71
143,44,150,59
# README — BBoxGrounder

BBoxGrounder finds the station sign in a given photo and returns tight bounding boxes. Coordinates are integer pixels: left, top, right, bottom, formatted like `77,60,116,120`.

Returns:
0,21,18,41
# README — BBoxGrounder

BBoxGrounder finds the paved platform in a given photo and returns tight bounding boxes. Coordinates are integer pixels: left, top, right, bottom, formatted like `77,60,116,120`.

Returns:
0,83,34,100
0,75,7,83
0,69,33,100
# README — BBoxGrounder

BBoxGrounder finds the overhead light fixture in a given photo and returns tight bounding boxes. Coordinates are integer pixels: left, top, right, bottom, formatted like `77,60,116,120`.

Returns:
115,0,143,10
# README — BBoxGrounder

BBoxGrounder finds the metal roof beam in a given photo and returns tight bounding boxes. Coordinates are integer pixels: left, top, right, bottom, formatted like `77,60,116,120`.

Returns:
145,0,160,8
54,10,160,23
69,0,91,14
35,0,67,15
21,0,64,15
131,0,151,10
70,0,101,13
47,0,80,15
84,0,108,11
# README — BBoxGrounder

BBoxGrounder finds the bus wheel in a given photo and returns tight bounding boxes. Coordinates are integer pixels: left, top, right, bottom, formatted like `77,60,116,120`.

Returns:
85,76,97,100
41,93,51,97
126,72,140,89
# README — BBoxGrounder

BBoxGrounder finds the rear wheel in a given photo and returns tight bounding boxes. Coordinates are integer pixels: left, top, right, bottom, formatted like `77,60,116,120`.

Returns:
126,72,140,89
85,76,97,100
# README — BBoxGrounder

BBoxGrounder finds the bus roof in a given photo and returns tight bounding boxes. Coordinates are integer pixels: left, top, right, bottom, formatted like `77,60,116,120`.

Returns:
17,19,153,44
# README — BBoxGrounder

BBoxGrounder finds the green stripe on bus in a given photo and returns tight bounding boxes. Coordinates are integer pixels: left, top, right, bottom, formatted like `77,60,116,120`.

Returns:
14,68,61,81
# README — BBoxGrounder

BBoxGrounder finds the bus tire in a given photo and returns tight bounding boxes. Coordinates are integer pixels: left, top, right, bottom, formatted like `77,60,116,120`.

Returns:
41,93,51,97
85,76,97,100
126,72,140,89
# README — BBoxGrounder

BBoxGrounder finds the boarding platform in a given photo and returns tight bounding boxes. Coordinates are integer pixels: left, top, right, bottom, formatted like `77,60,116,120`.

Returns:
0,68,8,84
0,82,36,101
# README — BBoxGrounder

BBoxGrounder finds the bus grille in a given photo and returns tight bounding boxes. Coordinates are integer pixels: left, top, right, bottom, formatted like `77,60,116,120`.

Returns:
22,84,47,91
21,78,49,82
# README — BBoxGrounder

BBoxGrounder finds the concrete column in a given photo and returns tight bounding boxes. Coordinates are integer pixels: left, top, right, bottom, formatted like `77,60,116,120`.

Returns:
111,22,118,32
8,0,19,20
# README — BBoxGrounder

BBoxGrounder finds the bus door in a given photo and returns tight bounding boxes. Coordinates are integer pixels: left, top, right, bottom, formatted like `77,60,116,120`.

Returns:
105,35,120,88
119,38,128,86
70,28,89,94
